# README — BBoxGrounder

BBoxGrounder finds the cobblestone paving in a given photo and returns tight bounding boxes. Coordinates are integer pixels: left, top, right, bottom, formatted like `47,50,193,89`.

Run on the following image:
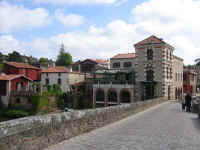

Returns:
45,101,200,150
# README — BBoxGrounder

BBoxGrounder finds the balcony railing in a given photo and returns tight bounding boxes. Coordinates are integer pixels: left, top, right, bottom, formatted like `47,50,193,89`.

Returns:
93,79,134,85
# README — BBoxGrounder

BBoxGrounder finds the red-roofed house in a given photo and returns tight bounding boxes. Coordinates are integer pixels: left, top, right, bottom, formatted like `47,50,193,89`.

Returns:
0,74,32,106
41,66,85,92
3,61,41,81
110,53,136,70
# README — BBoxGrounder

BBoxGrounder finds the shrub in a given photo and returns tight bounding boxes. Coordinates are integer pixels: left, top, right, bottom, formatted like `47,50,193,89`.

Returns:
31,95,49,113
4,110,29,118
56,93,65,110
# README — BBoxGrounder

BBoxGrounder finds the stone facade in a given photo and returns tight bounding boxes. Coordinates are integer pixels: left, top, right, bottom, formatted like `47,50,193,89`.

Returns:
93,36,184,105
173,56,184,99
41,67,85,92
41,72,70,92
0,97,166,150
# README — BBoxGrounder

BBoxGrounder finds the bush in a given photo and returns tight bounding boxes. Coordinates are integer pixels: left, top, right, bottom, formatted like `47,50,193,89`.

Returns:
31,95,49,113
4,110,29,118
56,93,65,110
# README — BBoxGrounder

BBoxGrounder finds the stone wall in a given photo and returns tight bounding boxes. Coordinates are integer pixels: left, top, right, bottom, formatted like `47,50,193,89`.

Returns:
0,97,167,150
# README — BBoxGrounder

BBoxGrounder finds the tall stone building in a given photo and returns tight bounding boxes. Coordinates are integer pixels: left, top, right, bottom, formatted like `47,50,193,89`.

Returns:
92,35,184,107
134,35,176,100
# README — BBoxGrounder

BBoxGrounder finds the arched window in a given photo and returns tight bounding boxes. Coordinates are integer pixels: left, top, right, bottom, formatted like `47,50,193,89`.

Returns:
146,70,154,81
147,49,153,60
96,89,104,102
108,90,117,102
120,91,131,103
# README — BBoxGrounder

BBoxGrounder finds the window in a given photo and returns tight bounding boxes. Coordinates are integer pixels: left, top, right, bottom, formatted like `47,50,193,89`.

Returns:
16,98,21,103
45,78,49,85
147,49,153,60
113,62,120,68
146,70,154,81
58,78,61,85
46,73,48,77
170,68,172,79
123,62,132,68
166,67,168,79
170,52,172,60
58,73,61,76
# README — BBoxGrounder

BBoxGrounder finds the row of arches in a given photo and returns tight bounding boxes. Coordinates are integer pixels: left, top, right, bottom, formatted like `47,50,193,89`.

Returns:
95,89,131,103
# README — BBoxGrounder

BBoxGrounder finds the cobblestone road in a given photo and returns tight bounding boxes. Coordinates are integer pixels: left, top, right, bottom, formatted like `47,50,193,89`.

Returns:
45,101,200,150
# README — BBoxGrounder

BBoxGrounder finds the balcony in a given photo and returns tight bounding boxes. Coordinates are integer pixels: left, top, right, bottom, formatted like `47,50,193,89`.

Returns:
93,79,134,89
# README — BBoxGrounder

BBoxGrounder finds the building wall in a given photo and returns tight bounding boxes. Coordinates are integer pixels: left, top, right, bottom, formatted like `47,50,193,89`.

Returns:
41,72,69,92
3,64,19,74
11,77,29,91
68,73,85,85
135,44,174,100
172,56,183,99
110,58,136,70
1,81,10,106
3,64,41,81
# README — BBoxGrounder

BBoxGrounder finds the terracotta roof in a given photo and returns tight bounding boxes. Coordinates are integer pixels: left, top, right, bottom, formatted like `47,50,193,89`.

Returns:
94,59,109,65
111,53,136,59
41,66,70,73
0,74,32,81
4,61,40,70
135,35,165,46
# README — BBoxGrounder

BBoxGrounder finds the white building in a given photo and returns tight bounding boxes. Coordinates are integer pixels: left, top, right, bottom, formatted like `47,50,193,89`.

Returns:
41,66,85,92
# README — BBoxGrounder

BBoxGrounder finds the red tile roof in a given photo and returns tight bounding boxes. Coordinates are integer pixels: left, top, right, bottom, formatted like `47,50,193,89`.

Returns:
0,74,32,81
4,61,40,70
93,59,109,65
111,53,136,59
135,35,165,46
41,66,70,73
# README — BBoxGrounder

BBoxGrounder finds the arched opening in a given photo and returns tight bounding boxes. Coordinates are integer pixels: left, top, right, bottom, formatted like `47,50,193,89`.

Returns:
96,89,105,102
120,90,131,103
108,90,117,103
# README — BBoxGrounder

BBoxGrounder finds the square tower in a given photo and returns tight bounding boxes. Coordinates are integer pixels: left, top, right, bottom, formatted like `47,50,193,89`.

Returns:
134,35,174,100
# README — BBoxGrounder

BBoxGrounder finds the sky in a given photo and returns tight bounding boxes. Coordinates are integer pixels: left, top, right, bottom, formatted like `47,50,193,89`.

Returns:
0,0,200,65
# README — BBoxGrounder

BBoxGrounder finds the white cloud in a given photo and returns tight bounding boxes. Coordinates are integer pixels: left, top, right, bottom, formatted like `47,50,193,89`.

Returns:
55,10,84,27
0,35,25,54
131,0,200,64
33,0,117,5
1,0,200,65
0,2,50,33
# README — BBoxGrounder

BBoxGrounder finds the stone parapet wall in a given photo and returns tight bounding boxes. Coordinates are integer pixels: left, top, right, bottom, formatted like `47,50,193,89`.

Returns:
0,97,167,150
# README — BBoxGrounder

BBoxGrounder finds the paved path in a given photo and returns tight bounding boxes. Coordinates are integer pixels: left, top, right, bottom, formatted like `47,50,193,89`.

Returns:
45,101,200,150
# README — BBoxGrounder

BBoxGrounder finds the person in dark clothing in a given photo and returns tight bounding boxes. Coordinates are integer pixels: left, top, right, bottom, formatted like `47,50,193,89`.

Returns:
185,93,192,112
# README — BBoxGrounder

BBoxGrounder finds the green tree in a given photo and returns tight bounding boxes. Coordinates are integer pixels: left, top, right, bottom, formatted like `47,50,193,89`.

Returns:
39,57,49,67
7,51,23,62
56,44,72,67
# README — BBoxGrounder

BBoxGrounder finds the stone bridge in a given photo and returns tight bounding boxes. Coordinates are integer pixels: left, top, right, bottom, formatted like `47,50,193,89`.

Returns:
1,98,200,150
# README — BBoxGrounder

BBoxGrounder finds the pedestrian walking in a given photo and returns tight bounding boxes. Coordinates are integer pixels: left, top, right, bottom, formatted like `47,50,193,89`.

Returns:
185,92,192,112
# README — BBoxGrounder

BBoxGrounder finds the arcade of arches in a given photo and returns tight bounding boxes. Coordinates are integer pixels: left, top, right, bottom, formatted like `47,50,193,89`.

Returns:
93,88,133,107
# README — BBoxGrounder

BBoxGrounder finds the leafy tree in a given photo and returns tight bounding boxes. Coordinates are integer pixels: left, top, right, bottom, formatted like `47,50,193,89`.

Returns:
0,52,4,63
39,57,49,67
7,51,23,62
56,44,72,67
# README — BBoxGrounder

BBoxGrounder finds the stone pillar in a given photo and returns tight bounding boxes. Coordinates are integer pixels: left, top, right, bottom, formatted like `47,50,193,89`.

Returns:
117,91,120,105
105,90,108,107
93,88,96,109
